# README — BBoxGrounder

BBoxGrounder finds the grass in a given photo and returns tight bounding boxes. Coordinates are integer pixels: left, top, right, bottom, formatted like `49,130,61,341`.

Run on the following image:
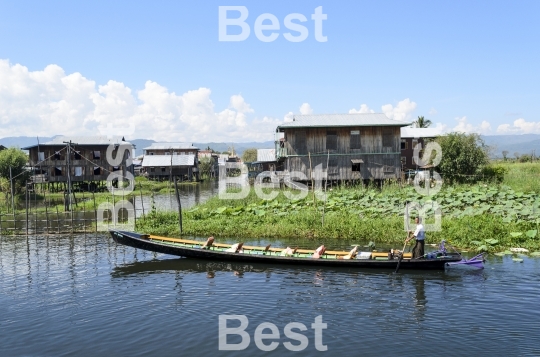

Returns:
136,183,540,252
497,161,540,193
3,164,540,253
0,176,197,214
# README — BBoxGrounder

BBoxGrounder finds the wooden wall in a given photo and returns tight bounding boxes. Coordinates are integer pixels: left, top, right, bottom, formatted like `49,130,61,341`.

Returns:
280,126,402,180
27,145,132,183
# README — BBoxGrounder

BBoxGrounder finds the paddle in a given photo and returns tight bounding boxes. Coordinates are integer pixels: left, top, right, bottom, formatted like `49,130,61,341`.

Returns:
394,202,410,274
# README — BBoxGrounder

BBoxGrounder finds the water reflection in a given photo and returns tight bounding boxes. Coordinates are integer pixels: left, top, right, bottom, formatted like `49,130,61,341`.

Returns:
2,234,540,356
412,276,426,322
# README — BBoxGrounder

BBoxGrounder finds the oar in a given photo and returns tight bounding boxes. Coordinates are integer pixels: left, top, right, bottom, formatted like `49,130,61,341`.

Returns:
394,240,408,274
394,202,410,274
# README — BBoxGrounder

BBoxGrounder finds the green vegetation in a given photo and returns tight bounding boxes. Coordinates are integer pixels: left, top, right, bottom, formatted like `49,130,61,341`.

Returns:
0,176,189,214
412,115,432,128
136,182,540,252
198,156,215,179
0,147,29,200
241,148,257,163
435,133,489,183
498,162,540,193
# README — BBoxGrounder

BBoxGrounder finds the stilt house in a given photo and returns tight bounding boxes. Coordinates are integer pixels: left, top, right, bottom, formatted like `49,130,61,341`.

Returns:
275,113,411,181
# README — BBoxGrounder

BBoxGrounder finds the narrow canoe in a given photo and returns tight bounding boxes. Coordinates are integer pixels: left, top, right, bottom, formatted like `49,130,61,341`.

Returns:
109,230,462,270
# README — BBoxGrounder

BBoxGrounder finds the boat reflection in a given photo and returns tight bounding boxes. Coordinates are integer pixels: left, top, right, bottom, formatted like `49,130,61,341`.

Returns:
111,256,486,281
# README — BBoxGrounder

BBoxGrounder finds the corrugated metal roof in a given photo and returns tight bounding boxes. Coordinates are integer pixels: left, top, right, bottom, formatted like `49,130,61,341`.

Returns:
143,142,198,150
400,127,442,138
141,154,195,167
22,136,130,149
257,149,276,162
278,113,411,128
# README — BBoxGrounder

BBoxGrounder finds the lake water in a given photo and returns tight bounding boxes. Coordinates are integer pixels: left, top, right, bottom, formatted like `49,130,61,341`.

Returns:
1,233,539,356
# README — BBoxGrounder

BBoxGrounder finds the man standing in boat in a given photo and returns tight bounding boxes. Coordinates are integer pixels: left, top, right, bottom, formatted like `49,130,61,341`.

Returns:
406,217,425,259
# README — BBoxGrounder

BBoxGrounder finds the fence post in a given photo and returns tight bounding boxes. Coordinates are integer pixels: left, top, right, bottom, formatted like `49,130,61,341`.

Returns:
174,177,183,234
44,191,49,234
56,206,60,234
93,192,97,232
82,190,86,235
140,186,145,219
25,182,29,236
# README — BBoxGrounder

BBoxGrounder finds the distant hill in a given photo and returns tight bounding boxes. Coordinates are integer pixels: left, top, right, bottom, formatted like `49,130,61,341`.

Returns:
0,136,54,149
194,142,274,156
0,136,274,157
131,140,274,156
4,133,539,158
481,134,540,158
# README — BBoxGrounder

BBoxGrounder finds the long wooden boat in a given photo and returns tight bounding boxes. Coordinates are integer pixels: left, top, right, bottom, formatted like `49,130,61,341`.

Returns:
109,230,467,270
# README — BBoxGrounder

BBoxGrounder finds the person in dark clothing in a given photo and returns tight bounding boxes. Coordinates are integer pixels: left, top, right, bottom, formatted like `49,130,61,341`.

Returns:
406,217,425,259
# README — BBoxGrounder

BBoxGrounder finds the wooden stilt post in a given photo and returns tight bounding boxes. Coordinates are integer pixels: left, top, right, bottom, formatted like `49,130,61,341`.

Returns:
82,190,86,235
44,191,49,235
174,177,182,234
140,186,145,219
308,152,316,210
25,182,29,235
9,166,15,214
92,191,98,232
56,206,60,234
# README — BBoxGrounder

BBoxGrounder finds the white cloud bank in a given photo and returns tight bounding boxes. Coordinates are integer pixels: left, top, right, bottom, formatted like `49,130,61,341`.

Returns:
452,116,492,134
0,60,278,142
350,98,417,121
497,118,540,134
299,103,313,115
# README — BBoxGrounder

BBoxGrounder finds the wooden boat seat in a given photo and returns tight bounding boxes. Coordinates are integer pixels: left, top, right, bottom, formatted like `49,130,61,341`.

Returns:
147,235,413,259
371,252,412,259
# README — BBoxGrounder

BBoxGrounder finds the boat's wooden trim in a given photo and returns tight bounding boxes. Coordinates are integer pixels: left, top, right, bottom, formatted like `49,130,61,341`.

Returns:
147,234,412,258
110,230,458,270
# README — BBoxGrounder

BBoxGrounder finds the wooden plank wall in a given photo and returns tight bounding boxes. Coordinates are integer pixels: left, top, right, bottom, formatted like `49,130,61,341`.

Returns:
282,126,401,180
28,145,131,182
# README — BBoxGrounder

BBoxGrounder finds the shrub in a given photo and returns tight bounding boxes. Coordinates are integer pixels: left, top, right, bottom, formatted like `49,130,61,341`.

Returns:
481,165,508,183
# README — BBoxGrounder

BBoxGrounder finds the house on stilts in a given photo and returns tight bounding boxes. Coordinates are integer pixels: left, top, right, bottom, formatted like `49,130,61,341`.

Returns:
275,113,411,183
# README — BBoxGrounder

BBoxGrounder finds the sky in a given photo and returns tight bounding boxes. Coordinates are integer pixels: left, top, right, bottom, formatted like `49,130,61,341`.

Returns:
1,0,540,142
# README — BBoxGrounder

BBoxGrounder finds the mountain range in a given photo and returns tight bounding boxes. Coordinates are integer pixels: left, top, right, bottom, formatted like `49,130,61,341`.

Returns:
0,136,275,157
2,134,540,158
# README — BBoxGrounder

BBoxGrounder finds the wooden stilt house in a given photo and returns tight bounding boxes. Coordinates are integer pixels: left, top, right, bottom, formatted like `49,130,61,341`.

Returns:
275,113,411,181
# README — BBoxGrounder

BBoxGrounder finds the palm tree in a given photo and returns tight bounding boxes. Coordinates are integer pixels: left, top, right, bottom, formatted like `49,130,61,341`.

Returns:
413,116,432,128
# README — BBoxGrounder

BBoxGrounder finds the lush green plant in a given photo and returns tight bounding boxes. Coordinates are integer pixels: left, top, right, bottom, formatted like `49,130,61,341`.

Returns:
412,115,432,128
519,154,532,163
435,132,489,183
136,184,540,251
481,165,508,183
241,148,258,163
198,156,215,178
0,147,29,195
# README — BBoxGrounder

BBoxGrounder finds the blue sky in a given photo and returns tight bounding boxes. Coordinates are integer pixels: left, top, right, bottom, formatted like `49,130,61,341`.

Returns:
1,0,539,142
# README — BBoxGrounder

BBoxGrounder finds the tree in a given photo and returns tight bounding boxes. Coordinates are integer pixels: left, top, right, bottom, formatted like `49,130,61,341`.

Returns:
198,157,215,178
435,133,489,183
242,148,258,163
0,147,29,195
502,150,509,161
413,116,432,128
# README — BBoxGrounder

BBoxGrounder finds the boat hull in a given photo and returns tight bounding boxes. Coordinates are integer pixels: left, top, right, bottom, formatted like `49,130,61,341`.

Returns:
109,230,461,270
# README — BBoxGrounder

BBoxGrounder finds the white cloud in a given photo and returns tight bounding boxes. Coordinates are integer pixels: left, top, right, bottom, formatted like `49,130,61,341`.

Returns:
283,111,294,122
299,103,313,115
381,98,417,121
452,116,491,134
349,104,374,114
497,118,540,134
428,108,438,115
229,94,254,113
0,59,277,142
